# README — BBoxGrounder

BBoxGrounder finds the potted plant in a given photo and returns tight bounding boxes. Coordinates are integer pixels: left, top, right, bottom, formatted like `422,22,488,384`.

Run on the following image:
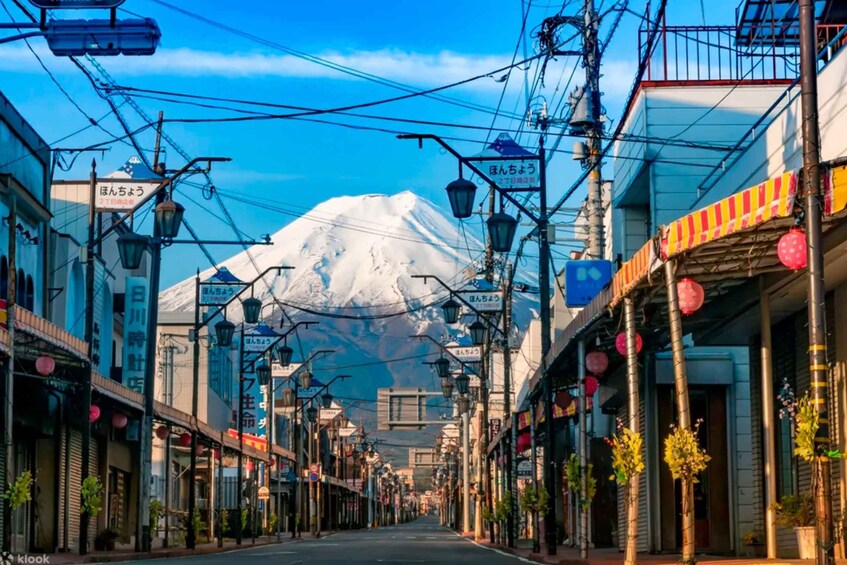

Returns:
770,494,815,558
94,528,119,551
742,530,765,558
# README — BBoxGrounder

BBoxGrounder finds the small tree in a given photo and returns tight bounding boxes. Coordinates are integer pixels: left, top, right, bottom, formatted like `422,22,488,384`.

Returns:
565,453,596,509
4,471,32,511
81,476,104,517
149,498,163,538
607,421,645,563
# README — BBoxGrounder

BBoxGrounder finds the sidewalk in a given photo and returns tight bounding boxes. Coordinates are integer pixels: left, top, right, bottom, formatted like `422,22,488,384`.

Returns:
465,536,824,565
46,532,331,564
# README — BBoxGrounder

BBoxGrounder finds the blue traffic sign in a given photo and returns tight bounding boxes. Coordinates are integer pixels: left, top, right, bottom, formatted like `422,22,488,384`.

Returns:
309,472,320,483
286,469,296,482
564,260,612,307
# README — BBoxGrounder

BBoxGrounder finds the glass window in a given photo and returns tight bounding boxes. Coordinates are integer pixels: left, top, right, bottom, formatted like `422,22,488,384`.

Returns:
16,269,24,307
25,276,33,311
0,256,7,301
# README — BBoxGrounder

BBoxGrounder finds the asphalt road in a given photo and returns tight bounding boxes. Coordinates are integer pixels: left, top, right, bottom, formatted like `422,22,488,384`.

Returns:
129,516,529,564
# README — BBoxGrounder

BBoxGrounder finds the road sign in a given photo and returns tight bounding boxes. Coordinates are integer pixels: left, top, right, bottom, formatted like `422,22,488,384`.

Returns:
564,260,613,307
446,345,482,362
94,179,160,212
319,407,343,423
517,459,533,479
461,290,503,312
309,472,320,483
257,486,270,500
467,133,539,190
45,18,161,57
199,268,245,305
309,463,320,474
29,0,126,7
272,362,302,378
243,333,278,352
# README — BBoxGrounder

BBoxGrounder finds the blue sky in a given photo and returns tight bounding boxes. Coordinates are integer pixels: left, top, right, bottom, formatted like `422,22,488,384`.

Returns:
0,0,743,287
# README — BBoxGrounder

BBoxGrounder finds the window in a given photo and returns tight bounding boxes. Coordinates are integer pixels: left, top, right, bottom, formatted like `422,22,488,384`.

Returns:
16,269,24,308
24,276,33,311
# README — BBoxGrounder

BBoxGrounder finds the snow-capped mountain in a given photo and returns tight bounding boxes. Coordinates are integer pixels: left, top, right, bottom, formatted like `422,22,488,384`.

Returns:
160,190,535,414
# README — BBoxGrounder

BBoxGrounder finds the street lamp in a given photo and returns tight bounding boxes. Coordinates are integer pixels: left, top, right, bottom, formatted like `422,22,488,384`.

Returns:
434,357,450,379
214,319,236,347
440,377,454,398
469,320,488,346
306,406,318,424
116,230,148,270
242,297,262,325
255,359,271,387
153,199,185,239
487,211,518,253
281,387,295,407
300,370,313,390
445,177,476,219
454,373,470,396
276,344,293,367
441,298,461,324
321,392,333,409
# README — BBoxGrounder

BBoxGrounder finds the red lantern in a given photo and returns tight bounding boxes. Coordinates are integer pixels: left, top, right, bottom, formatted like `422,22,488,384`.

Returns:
195,443,205,456
214,448,221,460
777,228,807,271
89,404,101,423
677,278,705,315
615,332,643,356
155,425,170,440
35,355,55,376
555,390,572,410
179,432,192,447
585,351,609,375
247,460,254,472
268,458,275,467
112,412,128,429
584,376,599,396
516,432,531,453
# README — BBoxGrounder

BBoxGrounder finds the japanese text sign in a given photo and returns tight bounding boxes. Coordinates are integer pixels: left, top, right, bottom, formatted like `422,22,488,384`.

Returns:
122,277,148,394
94,180,159,212
462,290,503,312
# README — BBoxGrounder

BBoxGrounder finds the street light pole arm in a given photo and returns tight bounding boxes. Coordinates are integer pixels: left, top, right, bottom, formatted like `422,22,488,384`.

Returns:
411,334,478,376
201,265,294,330
411,274,505,337
398,134,539,223
99,156,231,242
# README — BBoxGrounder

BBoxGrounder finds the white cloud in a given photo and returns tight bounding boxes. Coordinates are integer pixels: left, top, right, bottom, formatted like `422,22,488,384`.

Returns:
0,44,514,90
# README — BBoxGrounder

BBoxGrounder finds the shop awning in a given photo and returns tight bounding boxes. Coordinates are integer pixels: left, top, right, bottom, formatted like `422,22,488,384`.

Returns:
13,306,89,365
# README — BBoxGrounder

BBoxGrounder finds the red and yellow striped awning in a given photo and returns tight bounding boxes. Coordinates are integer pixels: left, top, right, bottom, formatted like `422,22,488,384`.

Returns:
662,171,798,259
610,239,657,307
516,398,594,430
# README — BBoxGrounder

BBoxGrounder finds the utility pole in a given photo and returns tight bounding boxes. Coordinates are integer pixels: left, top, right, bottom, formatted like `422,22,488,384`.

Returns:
503,263,514,548
799,2,834,564
583,0,604,259
80,160,96,555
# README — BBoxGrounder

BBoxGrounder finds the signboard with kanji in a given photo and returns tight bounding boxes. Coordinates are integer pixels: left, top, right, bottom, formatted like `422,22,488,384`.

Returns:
272,362,302,377
239,370,266,438
446,345,482,362
319,407,343,423
199,268,245,306
122,277,148,394
467,133,539,190
29,0,126,8
564,260,613,307
257,486,270,500
94,179,159,212
462,290,503,312
243,333,277,352
489,418,502,441
517,459,533,479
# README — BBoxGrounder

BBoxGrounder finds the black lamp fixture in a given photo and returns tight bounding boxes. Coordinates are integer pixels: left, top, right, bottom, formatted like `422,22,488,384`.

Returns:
454,372,470,395
457,396,470,414
116,231,148,270
306,406,318,424
276,344,293,367
487,210,518,253
440,376,454,398
299,370,313,389
321,392,333,409
445,177,476,219
214,319,236,347
154,199,185,239
242,297,262,325
469,320,488,346
255,359,271,387
281,387,295,407
441,298,460,324
434,357,450,379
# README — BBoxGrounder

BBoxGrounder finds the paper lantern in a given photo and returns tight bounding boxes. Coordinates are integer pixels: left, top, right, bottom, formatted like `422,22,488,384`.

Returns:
677,278,705,315
195,444,205,456
179,432,192,447
112,412,128,429
89,404,101,423
247,460,254,472
156,425,170,440
268,458,275,467
214,448,221,460
584,376,599,396
777,228,807,271
516,432,531,453
35,355,55,376
555,390,572,410
615,332,643,356
585,351,609,375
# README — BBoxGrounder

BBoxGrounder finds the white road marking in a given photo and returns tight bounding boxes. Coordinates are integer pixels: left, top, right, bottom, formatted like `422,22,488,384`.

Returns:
452,530,534,563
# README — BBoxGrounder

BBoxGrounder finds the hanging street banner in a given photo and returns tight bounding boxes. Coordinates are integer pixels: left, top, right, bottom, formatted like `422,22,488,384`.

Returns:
243,323,279,352
446,345,482,362
461,290,503,312
238,370,266,439
199,267,246,306
272,361,302,378
122,276,149,394
319,407,344,423
467,133,539,190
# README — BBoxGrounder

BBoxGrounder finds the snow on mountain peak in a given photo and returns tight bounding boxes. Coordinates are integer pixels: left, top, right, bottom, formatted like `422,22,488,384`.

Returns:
159,191,479,315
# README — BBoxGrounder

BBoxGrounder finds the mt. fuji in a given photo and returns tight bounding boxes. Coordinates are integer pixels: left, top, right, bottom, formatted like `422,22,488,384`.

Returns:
159,191,535,421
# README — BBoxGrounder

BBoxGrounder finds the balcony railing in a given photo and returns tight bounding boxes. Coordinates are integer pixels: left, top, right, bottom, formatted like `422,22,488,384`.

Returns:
639,15,845,83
